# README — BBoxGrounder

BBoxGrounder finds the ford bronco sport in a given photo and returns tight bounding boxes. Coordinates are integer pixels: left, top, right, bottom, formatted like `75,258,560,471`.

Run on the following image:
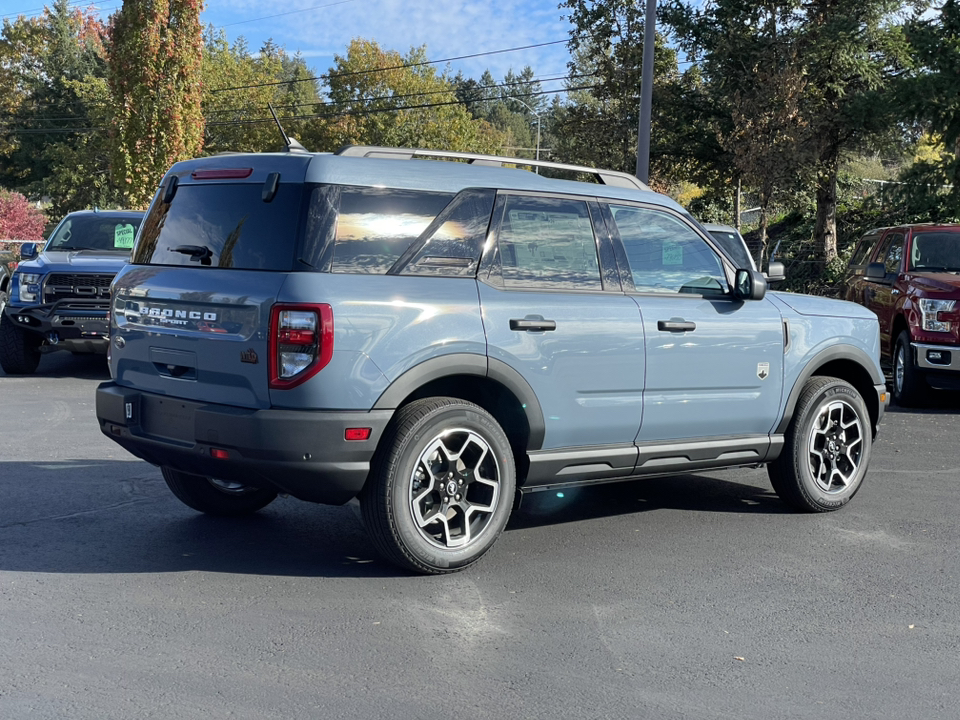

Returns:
96,146,887,573
843,223,960,406
1,209,144,374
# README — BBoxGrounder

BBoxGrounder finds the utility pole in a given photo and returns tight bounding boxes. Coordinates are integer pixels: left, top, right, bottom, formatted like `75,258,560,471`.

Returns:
635,0,657,184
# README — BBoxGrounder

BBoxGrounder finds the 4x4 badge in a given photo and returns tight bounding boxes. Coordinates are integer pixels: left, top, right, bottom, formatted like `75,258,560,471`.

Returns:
240,349,259,364
757,362,770,380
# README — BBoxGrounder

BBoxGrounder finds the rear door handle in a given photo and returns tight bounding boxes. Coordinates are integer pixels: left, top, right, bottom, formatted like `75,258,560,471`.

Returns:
510,318,557,332
658,320,696,332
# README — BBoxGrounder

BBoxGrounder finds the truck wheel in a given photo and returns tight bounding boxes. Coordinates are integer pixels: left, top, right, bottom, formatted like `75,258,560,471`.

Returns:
360,398,516,574
161,467,277,516
768,377,871,512
0,312,41,375
892,330,928,407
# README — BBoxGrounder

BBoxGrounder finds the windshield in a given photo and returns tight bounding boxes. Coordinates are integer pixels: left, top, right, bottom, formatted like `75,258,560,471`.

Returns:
910,232,960,272
47,214,143,253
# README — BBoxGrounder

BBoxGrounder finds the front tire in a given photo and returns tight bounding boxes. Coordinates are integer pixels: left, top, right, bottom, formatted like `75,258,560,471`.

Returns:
893,330,928,407
161,467,277,516
768,377,871,512
360,398,516,574
0,311,41,375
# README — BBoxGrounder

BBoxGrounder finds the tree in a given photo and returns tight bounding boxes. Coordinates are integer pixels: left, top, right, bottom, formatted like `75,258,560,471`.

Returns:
108,0,205,209
202,30,321,154
0,0,115,214
302,39,505,154
555,0,684,182
0,190,46,241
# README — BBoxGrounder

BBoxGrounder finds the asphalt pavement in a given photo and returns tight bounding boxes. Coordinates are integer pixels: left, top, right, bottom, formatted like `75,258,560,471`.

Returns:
1,351,959,720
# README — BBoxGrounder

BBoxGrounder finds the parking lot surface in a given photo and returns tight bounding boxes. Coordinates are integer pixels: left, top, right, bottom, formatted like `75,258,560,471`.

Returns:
2,353,959,719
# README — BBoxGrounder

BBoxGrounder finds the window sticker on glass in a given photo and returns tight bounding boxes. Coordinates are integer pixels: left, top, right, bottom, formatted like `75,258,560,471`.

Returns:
114,224,136,249
662,242,682,265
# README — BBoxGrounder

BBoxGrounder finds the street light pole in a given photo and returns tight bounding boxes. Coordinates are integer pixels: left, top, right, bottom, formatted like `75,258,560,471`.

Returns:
512,97,542,166
636,0,656,184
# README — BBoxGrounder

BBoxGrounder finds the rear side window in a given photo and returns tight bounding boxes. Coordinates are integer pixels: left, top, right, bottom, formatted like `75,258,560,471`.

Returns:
849,235,877,266
329,188,454,274
134,182,304,270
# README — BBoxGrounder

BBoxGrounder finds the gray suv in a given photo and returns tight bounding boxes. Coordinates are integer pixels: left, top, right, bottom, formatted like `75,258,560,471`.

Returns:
96,146,887,573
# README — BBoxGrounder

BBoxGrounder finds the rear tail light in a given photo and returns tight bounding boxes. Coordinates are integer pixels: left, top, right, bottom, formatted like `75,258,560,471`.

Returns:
268,303,333,389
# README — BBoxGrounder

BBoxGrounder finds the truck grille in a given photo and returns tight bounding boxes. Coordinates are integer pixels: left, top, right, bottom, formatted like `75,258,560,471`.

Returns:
43,273,115,302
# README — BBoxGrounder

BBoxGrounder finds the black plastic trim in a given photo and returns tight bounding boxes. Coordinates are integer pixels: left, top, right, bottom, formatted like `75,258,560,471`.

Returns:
776,344,886,435
370,353,546,452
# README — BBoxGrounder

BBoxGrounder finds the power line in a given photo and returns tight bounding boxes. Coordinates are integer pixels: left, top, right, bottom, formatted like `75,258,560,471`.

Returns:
0,0,114,21
211,38,572,94
222,0,358,28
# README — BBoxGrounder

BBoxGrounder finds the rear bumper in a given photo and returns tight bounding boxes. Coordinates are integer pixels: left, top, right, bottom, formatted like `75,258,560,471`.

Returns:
96,382,392,505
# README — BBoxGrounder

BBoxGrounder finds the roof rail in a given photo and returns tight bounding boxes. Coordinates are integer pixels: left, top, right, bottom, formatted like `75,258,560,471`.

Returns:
335,145,651,192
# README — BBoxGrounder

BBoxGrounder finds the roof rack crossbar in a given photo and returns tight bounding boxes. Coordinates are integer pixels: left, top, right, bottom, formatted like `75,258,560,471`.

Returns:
335,145,650,192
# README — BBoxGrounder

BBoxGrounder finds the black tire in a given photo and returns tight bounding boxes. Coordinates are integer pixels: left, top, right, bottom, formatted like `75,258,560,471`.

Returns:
0,311,41,375
360,397,516,574
892,330,928,407
0,286,8,315
161,467,277,517
768,377,871,512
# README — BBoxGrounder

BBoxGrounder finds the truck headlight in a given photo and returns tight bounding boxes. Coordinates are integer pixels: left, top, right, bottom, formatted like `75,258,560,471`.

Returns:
919,298,956,332
17,273,41,303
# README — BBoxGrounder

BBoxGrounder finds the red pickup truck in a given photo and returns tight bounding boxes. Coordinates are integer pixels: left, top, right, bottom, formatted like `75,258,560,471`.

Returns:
843,224,960,406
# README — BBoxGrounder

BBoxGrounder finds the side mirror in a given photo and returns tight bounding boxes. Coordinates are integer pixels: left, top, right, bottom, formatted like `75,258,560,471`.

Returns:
734,268,767,301
19,242,38,261
865,262,886,280
764,261,786,283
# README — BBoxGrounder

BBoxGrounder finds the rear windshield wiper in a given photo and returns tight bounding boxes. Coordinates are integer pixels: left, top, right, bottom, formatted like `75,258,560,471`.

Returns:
171,245,213,265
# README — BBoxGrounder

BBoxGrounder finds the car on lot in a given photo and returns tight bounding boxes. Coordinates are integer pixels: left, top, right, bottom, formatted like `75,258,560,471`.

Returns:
0,209,144,374
843,223,960,406
96,146,887,574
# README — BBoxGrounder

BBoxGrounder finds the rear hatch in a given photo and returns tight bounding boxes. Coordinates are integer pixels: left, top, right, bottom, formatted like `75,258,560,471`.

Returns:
111,155,312,409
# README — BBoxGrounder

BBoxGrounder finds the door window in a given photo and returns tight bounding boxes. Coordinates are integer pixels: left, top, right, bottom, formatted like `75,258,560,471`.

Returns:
497,195,602,290
609,206,727,295
883,234,904,274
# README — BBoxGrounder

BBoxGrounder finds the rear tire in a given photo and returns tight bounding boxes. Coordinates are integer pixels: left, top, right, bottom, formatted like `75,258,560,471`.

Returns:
768,377,871,512
360,397,516,574
161,467,277,516
892,330,928,407
0,312,41,375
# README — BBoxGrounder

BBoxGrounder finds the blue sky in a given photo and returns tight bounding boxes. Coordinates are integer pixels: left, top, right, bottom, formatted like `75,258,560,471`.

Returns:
0,0,578,87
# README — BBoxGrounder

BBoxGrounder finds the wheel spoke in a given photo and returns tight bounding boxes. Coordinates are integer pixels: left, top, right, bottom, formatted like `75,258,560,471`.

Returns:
806,397,864,494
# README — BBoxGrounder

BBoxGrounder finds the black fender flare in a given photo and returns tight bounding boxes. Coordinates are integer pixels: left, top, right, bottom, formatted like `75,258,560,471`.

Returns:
776,344,885,434
372,353,546,451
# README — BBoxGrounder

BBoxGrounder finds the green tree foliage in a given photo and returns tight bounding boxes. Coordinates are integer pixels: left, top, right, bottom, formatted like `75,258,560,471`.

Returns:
0,1,116,215
554,0,684,183
202,29,321,153
895,0,960,221
302,39,505,153
109,0,205,209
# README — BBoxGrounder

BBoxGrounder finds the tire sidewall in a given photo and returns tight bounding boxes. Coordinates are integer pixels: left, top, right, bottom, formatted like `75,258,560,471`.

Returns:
893,330,925,406
387,404,516,571
793,382,871,510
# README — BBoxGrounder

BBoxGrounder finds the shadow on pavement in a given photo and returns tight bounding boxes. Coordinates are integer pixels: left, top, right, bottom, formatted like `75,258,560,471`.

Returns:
0,460,786,578
0,351,111,380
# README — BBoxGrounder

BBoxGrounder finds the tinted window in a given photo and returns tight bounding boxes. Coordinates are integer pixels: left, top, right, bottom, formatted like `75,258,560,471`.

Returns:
883,234,904,274
910,232,960,271
402,189,495,277
497,195,602,290
611,206,726,295
135,182,304,270
48,214,143,253
850,235,877,266
707,229,753,270
331,188,454,274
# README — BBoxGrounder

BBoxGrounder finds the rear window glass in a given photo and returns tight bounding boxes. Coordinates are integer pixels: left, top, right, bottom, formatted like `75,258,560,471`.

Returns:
329,188,454,274
134,182,304,270
48,214,143,253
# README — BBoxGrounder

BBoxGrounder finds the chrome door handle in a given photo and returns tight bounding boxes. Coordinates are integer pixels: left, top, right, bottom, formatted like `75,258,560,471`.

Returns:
658,320,696,332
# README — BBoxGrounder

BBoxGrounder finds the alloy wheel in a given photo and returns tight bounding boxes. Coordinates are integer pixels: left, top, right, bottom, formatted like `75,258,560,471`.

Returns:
807,399,864,494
